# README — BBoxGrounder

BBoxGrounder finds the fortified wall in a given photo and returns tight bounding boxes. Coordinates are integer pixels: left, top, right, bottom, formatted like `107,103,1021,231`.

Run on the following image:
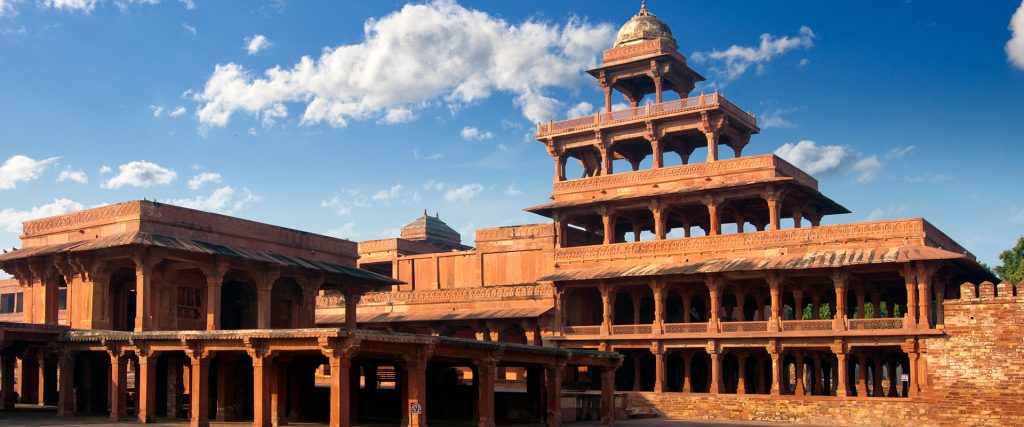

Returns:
625,281,1024,426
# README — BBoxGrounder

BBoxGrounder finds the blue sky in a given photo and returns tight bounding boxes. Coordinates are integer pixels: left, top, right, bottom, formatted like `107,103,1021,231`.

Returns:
0,0,1022,267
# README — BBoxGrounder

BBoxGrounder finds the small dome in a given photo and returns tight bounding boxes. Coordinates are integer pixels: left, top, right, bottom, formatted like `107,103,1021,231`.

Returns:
613,2,677,49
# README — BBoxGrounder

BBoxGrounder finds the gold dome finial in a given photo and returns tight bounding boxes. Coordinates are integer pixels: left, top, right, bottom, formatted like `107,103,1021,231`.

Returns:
613,1,677,49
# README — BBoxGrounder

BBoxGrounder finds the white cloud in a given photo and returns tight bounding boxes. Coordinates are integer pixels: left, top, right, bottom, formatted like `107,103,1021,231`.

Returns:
0,155,60,190
187,171,222,190
321,189,369,216
796,58,810,68
245,34,271,55
380,107,416,124
371,184,402,201
182,22,196,35
0,198,84,234
57,168,88,184
867,205,909,222
422,180,445,191
192,1,614,128
692,26,815,81
774,140,847,175
885,145,915,160
424,153,443,160
504,182,522,196
99,165,112,174
168,186,260,214
169,106,187,117
460,126,493,141
1008,1,1024,70
852,156,882,183
0,0,16,17
42,0,99,13
102,161,177,189
325,222,359,240
150,105,164,117
444,183,483,202
179,0,194,10
759,107,798,128
566,101,594,118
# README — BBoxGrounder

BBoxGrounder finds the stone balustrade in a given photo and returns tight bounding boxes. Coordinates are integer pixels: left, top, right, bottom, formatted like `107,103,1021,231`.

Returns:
536,92,756,138
562,317,913,338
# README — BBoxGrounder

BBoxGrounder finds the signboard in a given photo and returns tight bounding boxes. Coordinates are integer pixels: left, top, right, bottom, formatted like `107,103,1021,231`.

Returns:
901,374,909,382
410,402,423,415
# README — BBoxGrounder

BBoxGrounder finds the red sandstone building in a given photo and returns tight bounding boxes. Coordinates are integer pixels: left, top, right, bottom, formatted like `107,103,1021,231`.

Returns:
1,4,1022,427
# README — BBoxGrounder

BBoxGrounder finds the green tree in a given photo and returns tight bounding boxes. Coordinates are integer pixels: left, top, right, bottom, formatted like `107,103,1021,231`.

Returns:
864,303,875,319
994,236,1024,285
879,301,889,318
893,304,902,318
818,303,832,319
801,304,813,320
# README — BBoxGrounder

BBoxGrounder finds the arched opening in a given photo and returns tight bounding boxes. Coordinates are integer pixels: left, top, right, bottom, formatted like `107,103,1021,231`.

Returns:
564,146,602,179
689,352,710,393
612,291,634,325
565,288,602,327
109,267,137,332
271,278,304,328
221,279,257,330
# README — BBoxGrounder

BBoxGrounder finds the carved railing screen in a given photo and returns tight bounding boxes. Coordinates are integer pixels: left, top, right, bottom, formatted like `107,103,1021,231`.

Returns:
563,325,601,335
663,322,708,334
537,93,756,137
610,324,653,335
781,319,833,332
848,318,904,330
720,321,768,333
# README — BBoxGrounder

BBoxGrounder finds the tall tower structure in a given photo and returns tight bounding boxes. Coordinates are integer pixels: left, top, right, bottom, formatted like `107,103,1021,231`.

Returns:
530,3,847,247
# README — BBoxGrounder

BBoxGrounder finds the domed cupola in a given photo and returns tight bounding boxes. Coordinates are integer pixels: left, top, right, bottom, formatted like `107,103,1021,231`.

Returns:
613,2,678,49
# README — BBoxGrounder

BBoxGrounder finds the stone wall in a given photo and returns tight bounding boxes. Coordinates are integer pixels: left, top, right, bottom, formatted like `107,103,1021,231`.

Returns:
625,281,1024,426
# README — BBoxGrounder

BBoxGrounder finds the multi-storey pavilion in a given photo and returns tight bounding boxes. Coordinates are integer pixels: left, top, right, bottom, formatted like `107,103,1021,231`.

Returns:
530,4,991,399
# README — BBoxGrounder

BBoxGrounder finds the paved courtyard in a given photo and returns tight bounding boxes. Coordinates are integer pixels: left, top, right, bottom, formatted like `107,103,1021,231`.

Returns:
0,405,829,427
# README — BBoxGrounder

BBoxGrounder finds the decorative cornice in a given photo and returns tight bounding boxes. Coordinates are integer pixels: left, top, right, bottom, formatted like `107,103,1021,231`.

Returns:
317,283,554,307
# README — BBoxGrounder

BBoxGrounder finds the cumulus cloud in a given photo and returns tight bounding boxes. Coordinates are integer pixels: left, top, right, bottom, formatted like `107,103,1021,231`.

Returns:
1008,1,1024,70
102,161,177,189
168,186,260,214
42,0,99,13
371,184,402,201
150,105,164,117
867,205,909,222
774,140,847,175
460,126,493,141
321,189,369,216
505,182,522,196
245,34,271,55
0,0,16,17
169,106,187,117
187,171,222,190
566,101,594,118
379,107,416,124
422,180,445,191
444,183,483,202
0,155,60,190
325,222,359,240
692,26,815,81
99,165,112,174
192,1,614,129
0,198,84,233
852,155,882,183
57,168,88,184
759,107,799,129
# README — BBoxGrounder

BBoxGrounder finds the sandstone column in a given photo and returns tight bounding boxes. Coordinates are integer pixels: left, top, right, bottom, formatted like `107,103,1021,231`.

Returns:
108,350,129,421
600,366,615,425
476,356,498,427
57,351,75,417
188,350,211,427
545,363,564,427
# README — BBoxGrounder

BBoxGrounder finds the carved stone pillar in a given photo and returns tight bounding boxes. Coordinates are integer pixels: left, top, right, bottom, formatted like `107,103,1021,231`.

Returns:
600,366,615,425
708,347,722,394
545,363,564,427
654,347,666,392
188,349,211,427
599,284,613,336
832,270,848,331
704,131,719,162
736,352,748,394
344,289,361,330
202,259,229,331
768,273,782,332
651,280,665,334
650,200,666,240
57,351,76,417
706,276,723,333
476,356,498,427
403,348,430,427
794,353,805,396
901,264,918,327
108,349,129,421
768,344,782,396
703,196,721,236
599,207,616,245
834,344,848,397
916,264,934,329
